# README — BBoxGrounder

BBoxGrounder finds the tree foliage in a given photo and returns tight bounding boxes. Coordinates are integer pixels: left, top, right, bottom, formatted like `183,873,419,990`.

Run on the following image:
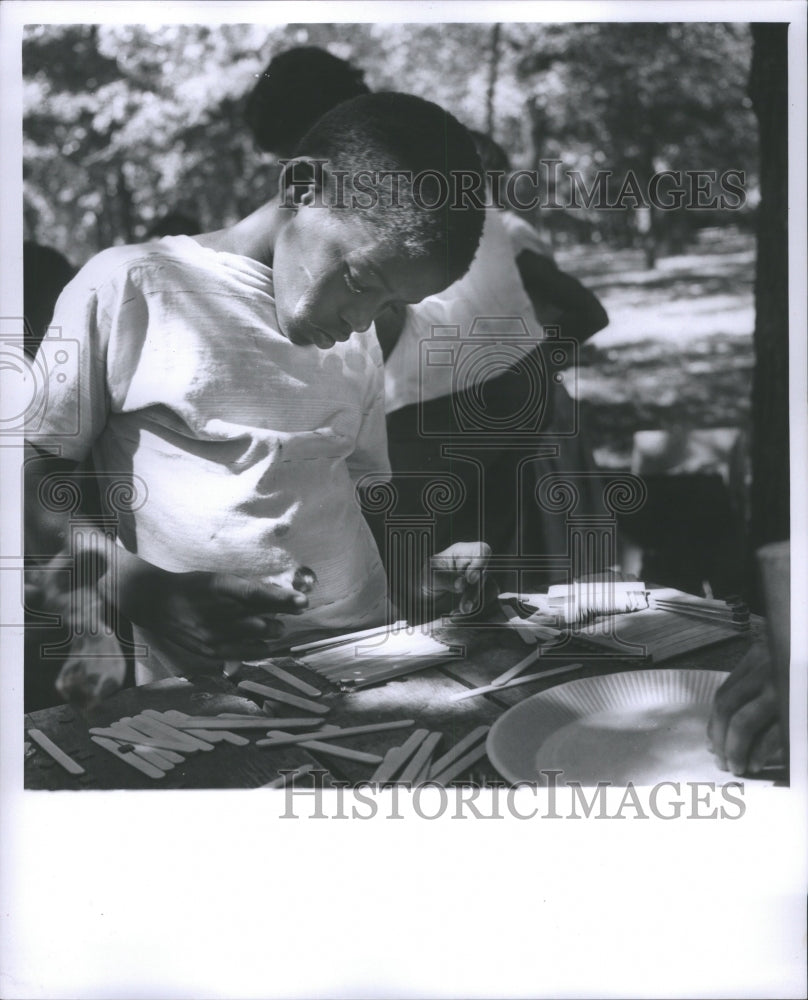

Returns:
23,22,756,266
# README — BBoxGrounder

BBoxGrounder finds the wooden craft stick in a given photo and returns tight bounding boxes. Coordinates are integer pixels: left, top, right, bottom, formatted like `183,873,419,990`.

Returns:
294,741,383,765
451,662,584,702
129,744,184,764
653,604,748,627
90,736,165,779
501,605,540,645
428,726,490,778
185,729,249,746
430,742,490,786
261,764,315,789
370,729,429,783
27,729,85,776
88,722,188,751
290,620,407,654
490,648,540,687
170,716,324,730
130,746,176,772
238,680,330,715
255,662,323,697
126,714,215,752
334,656,453,689
398,732,442,784
256,718,414,748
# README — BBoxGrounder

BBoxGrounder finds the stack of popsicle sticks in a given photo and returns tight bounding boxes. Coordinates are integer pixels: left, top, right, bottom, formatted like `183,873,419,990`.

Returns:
291,620,461,689
649,589,750,628
87,708,325,779
574,606,743,662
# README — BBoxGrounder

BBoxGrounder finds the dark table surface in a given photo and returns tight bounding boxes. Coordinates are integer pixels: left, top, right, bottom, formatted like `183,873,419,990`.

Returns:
24,610,767,790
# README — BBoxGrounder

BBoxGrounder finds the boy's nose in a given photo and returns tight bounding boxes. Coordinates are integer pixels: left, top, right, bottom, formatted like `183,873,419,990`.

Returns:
341,305,375,334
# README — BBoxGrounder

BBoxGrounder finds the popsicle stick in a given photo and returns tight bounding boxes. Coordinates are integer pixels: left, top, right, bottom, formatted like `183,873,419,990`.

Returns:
255,662,323,698
398,732,442,784
450,662,584,702
238,680,330,715
295,741,383,765
290,620,407,654
185,729,249,746
27,729,85,776
261,764,315,789
334,655,454,689
370,729,429,782
129,743,184,764
255,718,415,749
430,742,490,785
171,716,324,730
490,648,540,687
428,726,490,778
126,714,215,752
89,721,192,751
130,746,176,771
90,736,165,779
500,605,540,645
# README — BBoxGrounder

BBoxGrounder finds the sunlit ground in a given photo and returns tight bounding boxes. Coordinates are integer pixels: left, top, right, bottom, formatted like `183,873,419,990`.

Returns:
557,228,755,468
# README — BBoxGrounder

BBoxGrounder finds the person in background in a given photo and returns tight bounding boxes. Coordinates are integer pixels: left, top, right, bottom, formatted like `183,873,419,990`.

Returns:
380,130,612,589
23,241,76,358
246,46,370,159
25,93,489,701
145,211,201,240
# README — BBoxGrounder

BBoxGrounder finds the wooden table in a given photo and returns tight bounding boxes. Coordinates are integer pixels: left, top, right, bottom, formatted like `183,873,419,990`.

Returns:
24,613,765,790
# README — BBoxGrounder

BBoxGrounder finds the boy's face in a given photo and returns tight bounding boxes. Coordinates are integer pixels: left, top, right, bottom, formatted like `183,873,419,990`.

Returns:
272,204,447,350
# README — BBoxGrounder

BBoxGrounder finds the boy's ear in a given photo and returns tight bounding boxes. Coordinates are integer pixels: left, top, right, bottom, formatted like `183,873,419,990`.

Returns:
278,157,325,209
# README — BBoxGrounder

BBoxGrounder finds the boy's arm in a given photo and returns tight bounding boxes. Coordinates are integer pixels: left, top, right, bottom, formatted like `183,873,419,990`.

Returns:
516,250,608,345
25,442,307,664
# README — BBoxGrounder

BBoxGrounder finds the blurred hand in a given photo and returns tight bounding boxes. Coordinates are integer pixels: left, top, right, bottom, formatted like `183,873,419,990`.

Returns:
109,561,310,663
425,542,496,616
708,639,784,776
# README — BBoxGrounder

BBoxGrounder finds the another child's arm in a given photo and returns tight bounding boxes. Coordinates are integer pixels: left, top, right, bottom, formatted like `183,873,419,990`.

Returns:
516,250,608,345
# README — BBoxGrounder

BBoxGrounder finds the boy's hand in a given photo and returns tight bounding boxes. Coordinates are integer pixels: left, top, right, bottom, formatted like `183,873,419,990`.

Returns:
707,639,784,775
426,542,495,616
109,562,309,663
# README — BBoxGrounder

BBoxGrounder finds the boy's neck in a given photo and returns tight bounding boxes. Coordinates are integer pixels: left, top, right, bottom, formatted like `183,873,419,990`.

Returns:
192,200,288,266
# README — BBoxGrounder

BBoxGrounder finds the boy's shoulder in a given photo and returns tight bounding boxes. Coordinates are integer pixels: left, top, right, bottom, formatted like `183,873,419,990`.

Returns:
76,238,206,295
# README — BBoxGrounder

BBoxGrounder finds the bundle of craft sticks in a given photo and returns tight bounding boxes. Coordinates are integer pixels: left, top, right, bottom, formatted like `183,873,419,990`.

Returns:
498,583,749,663
291,620,461,689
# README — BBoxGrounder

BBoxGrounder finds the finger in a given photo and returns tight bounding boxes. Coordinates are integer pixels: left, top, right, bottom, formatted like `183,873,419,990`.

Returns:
292,566,318,594
708,656,769,755
748,722,784,775
208,575,308,614
458,576,483,615
724,692,780,776
203,615,284,640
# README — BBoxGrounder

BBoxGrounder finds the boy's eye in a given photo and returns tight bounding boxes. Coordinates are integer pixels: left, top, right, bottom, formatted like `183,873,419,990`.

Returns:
344,268,366,295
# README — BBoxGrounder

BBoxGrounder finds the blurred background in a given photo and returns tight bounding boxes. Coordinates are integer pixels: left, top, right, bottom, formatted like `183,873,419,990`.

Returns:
21,21,789,603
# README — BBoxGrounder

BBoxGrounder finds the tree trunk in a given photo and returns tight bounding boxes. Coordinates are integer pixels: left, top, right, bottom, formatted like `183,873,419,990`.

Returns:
485,23,502,136
747,24,789,606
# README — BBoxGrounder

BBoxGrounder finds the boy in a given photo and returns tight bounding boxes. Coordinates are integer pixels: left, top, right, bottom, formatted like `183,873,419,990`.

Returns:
25,93,488,694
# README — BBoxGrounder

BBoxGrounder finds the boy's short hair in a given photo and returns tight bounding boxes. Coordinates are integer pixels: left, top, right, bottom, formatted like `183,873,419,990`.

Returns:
294,92,485,285
246,46,369,154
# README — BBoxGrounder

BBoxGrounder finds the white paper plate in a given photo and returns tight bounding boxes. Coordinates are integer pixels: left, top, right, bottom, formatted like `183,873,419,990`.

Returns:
487,668,743,786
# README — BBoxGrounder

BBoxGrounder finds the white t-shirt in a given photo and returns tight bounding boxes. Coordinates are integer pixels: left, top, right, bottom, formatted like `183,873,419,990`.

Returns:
383,208,554,414
37,236,392,679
